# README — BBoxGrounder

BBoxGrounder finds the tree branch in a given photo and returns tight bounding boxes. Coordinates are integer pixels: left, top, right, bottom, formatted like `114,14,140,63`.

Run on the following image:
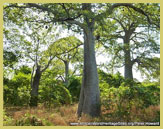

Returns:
108,17,126,31
27,3,85,29
59,3,70,18
41,56,55,73
110,3,152,26
132,58,142,65
66,19,86,30
5,3,85,30
27,3,53,13
56,75,65,82
56,55,66,62
41,42,83,73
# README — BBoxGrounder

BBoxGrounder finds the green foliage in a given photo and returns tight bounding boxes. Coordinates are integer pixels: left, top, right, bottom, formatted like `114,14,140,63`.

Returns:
138,57,160,81
152,110,160,122
15,65,31,74
39,80,72,107
3,50,19,68
137,83,160,107
15,113,53,126
98,70,160,120
3,110,14,126
99,70,124,88
48,36,82,63
101,80,160,120
67,76,81,102
121,79,139,87
4,66,31,106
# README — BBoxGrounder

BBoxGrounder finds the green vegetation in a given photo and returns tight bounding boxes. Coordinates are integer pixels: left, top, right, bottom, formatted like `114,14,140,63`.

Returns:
3,69,160,125
3,3,160,126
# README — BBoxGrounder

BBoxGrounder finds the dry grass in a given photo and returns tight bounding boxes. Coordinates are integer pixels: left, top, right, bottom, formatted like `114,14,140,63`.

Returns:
128,105,160,122
5,104,79,126
49,113,67,125
101,104,160,122
4,104,160,126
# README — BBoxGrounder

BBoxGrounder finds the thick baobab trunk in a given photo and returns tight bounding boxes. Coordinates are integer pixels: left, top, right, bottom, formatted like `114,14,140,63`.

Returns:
77,25,101,117
30,66,42,106
64,61,69,87
124,36,133,80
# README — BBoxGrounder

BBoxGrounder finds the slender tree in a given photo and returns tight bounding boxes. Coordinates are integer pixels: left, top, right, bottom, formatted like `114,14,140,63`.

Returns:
48,36,83,87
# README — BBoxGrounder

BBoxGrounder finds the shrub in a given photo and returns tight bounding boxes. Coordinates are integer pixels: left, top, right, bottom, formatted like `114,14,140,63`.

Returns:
3,72,31,106
101,81,160,121
39,82,72,107
99,70,124,88
67,76,81,102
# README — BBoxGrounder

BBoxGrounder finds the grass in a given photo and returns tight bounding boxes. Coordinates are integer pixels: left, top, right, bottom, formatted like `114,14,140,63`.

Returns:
3,103,160,126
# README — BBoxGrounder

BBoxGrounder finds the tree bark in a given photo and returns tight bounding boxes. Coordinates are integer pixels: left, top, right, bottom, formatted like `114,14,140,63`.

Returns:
64,61,69,87
30,65,42,106
77,22,101,117
124,33,133,80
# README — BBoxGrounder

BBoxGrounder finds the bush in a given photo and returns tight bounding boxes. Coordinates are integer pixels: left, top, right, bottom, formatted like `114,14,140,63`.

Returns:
67,76,81,102
133,83,160,108
101,81,160,120
99,70,125,88
39,81,72,107
3,72,31,106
